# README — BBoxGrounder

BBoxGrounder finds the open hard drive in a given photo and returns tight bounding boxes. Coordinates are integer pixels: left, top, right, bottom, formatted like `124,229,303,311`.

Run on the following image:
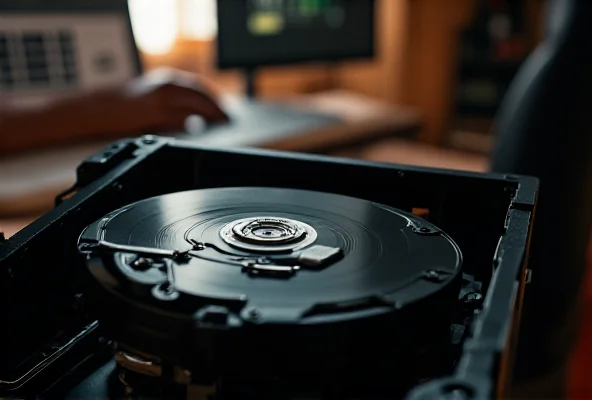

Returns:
0,136,537,399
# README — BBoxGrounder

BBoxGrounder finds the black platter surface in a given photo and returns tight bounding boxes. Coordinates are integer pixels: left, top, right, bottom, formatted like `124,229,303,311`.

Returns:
77,187,464,399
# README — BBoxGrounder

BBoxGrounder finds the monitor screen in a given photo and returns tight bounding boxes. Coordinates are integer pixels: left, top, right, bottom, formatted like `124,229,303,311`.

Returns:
216,0,375,69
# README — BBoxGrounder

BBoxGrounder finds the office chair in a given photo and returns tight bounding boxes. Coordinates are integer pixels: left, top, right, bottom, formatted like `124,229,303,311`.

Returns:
490,0,592,397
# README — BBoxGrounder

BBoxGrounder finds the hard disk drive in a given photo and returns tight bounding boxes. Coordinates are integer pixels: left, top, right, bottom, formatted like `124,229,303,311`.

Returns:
0,136,537,399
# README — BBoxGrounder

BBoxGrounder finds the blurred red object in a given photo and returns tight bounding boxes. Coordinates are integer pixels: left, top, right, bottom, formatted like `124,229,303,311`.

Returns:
569,236,592,399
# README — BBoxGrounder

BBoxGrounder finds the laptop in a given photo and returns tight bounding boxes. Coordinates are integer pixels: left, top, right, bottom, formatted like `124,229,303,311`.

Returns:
0,0,341,147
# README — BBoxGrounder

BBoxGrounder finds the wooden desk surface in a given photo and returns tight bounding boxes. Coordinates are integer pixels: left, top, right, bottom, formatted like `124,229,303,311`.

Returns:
0,216,36,238
0,137,488,240
0,90,421,218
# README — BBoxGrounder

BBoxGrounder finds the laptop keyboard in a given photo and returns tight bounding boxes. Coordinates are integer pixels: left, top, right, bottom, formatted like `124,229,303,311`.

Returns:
0,29,78,92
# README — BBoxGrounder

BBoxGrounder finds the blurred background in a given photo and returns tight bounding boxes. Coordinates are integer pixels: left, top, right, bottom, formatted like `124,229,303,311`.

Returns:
1,2,591,398
128,0,543,168
0,0,546,178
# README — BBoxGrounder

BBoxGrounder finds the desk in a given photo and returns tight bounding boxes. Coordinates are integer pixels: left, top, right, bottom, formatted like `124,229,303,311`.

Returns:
0,90,421,219
0,139,492,241
0,216,35,238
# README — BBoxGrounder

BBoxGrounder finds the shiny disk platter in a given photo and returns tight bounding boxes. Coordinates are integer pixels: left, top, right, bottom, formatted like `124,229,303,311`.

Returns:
78,187,463,398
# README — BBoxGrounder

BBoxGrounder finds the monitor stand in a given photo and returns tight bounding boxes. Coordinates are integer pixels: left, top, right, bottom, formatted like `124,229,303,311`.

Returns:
244,68,257,98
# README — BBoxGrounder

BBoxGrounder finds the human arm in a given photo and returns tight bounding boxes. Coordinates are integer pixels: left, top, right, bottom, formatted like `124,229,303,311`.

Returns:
0,68,228,156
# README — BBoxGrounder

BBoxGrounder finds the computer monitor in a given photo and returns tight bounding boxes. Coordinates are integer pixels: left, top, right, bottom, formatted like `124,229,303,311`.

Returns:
216,0,375,95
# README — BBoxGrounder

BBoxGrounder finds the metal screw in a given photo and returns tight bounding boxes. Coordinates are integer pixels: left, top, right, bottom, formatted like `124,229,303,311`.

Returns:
142,135,156,145
424,270,445,282
463,292,483,304
425,270,439,279
152,282,179,301
132,257,153,270
248,309,260,320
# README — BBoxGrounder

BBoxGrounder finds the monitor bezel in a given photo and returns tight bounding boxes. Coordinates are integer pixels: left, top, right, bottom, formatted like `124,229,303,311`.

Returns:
215,0,376,70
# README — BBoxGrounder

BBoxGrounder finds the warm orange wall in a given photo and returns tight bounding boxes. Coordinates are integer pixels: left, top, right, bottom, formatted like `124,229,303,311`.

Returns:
334,0,409,104
398,0,475,145
335,0,477,145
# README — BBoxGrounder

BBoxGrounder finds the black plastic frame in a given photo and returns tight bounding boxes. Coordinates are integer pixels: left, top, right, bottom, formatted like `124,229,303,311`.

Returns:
0,136,537,399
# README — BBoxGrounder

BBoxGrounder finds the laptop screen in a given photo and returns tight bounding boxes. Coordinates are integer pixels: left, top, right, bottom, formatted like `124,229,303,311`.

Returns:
0,0,140,109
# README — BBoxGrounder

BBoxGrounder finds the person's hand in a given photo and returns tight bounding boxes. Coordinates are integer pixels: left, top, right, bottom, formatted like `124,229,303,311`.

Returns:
64,67,229,136
0,68,229,155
